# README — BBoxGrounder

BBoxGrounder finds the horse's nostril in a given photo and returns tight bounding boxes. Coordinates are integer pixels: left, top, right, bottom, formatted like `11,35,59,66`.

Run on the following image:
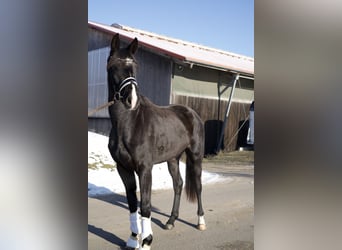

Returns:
126,96,132,105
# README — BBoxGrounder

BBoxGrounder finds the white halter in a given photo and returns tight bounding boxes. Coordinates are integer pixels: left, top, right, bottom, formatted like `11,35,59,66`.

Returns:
118,76,138,94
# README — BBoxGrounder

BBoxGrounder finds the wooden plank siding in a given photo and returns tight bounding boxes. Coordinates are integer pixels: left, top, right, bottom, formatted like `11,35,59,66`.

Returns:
172,94,251,153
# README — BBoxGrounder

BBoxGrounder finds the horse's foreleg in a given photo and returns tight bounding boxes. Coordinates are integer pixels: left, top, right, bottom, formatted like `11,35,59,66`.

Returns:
127,211,141,249
117,165,141,249
165,158,183,230
138,167,153,250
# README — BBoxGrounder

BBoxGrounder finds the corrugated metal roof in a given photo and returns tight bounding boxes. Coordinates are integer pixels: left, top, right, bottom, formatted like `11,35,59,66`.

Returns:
88,21,254,76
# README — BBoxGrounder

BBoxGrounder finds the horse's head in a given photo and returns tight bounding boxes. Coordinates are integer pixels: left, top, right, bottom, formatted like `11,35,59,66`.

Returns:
107,34,139,110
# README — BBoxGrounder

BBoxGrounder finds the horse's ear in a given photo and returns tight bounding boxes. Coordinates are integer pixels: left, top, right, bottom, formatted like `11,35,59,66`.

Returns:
110,34,120,54
128,38,138,55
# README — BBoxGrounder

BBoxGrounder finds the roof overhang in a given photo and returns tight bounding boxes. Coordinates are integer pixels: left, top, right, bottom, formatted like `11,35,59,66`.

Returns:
88,21,254,77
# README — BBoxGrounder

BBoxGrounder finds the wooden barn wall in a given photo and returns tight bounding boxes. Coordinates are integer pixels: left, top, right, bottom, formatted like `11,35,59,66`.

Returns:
172,94,251,153
88,118,112,137
88,47,110,118
135,49,172,106
88,28,172,135
88,27,112,51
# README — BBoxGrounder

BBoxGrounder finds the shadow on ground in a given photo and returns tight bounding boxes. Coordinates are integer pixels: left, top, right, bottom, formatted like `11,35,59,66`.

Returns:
88,224,126,248
92,192,197,230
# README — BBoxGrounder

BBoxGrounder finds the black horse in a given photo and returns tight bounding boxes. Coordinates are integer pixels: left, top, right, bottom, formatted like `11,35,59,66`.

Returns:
107,34,206,249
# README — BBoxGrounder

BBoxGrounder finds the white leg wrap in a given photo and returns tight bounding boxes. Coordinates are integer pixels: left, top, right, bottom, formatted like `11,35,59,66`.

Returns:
197,215,206,230
198,215,206,225
141,216,153,240
127,234,140,249
130,211,142,234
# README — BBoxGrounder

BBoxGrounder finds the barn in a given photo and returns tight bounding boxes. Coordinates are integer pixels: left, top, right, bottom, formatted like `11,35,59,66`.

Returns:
88,21,254,154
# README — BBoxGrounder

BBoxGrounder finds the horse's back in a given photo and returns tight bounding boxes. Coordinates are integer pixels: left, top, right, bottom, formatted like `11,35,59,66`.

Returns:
141,96,203,134
138,96,204,160
165,102,205,155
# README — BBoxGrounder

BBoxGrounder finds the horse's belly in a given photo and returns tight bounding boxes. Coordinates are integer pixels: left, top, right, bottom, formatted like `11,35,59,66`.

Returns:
152,135,189,163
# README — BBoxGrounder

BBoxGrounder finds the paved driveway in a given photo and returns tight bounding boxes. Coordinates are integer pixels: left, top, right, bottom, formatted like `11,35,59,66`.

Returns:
88,163,254,250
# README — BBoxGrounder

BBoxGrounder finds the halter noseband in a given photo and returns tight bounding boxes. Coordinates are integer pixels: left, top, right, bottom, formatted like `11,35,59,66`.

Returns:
115,76,138,100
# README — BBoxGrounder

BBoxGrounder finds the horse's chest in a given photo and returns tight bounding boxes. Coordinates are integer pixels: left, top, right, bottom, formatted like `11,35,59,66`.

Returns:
108,135,135,168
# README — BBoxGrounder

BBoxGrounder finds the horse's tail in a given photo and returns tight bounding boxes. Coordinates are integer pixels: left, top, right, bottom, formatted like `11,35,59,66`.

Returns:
185,109,204,202
184,115,204,203
185,151,199,203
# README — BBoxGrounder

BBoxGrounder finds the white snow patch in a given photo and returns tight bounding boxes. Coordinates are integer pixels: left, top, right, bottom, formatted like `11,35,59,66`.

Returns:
88,132,230,197
88,132,115,167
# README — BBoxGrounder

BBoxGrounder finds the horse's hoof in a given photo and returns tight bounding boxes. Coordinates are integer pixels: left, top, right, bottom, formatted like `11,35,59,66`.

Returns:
197,224,206,231
126,245,138,250
125,247,137,250
140,234,152,250
164,223,174,230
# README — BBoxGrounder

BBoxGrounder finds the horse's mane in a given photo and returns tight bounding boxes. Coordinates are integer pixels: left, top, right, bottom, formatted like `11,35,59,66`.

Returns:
138,94,168,110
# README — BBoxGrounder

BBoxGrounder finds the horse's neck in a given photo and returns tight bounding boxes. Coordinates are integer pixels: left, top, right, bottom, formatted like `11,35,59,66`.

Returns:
110,103,129,120
110,94,145,124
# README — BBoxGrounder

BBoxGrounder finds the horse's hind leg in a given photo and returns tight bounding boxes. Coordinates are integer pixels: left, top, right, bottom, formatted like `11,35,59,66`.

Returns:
165,157,183,230
193,155,206,231
116,164,141,249
185,148,206,231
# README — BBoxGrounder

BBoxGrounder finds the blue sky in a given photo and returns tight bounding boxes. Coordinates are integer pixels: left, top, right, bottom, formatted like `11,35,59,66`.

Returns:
88,0,254,57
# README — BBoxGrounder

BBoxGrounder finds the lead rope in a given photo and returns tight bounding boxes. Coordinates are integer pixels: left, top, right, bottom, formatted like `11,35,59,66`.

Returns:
88,77,138,116
88,100,115,116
